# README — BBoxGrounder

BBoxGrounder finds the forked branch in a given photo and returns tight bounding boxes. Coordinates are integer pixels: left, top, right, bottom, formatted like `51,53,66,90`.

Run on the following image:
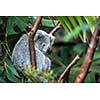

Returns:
28,16,42,67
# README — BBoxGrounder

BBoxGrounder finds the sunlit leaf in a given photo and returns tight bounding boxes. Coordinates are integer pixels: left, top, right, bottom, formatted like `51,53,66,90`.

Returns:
68,16,78,28
56,16,69,32
75,16,83,25
61,16,72,31
64,24,89,42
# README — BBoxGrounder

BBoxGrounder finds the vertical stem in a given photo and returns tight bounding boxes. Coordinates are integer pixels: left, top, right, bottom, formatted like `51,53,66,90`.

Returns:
75,27,100,83
28,16,42,67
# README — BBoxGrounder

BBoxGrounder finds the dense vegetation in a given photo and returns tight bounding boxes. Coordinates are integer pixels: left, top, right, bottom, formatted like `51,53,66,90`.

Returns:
0,16,100,83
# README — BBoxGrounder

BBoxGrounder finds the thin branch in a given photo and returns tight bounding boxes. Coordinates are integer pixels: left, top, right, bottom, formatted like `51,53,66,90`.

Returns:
58,55,80,82
49,23,61,35
2,43,11,59
5,34,12,58
28,16,42,67
29,16,42,38
75,23,100,83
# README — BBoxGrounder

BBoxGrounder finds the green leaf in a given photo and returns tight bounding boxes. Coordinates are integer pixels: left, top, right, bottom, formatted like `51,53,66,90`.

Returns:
61,16,72,32
90,66,100,73
14,16,28,31
72,43,87,56
84,16,98,32
6,16,31,35
6,72,20,82
56,16,69,32
93,51,100,61
6,17,17,35
68,16,78,28
48,53,66,68
53,66,65,78
0,67,4,75
84,16,97,27
42,19,58,27
75,16,84,25
5,58,20,77
57,16,98,42
85,72,96,83
69,68,80,82
64,24,89,42
0,77,6,82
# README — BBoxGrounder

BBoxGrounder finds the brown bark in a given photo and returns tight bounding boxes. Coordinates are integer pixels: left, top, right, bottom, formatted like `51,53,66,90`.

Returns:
49,23,61,35
28,16,42,67
58,55,80,82
75,27,100,83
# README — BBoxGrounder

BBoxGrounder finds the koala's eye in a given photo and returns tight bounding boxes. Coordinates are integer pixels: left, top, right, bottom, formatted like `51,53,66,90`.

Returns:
38,35,42,39
42,43,46,47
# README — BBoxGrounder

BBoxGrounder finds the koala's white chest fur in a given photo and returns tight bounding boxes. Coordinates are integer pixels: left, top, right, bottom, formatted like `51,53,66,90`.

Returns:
12,30,55,71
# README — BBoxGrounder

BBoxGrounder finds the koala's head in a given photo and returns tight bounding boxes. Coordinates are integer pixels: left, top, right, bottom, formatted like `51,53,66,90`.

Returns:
34,30,55,53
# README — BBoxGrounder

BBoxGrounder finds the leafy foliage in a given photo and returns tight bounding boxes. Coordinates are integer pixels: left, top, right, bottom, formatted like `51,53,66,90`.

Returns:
0,16,100,83
57,16,98,42
6,16,34,35
24,67,55,83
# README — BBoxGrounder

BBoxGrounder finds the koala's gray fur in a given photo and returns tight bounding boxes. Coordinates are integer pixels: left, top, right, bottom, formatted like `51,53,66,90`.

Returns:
12,30,55,71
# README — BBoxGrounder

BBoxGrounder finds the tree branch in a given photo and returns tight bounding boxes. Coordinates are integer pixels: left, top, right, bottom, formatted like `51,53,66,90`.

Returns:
49,23,61,35
28,16,42,67
58,55,80,82
75,23,100,83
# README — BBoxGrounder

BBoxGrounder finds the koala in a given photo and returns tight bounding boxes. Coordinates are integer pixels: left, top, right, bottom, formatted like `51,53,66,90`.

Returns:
12,30,55,71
